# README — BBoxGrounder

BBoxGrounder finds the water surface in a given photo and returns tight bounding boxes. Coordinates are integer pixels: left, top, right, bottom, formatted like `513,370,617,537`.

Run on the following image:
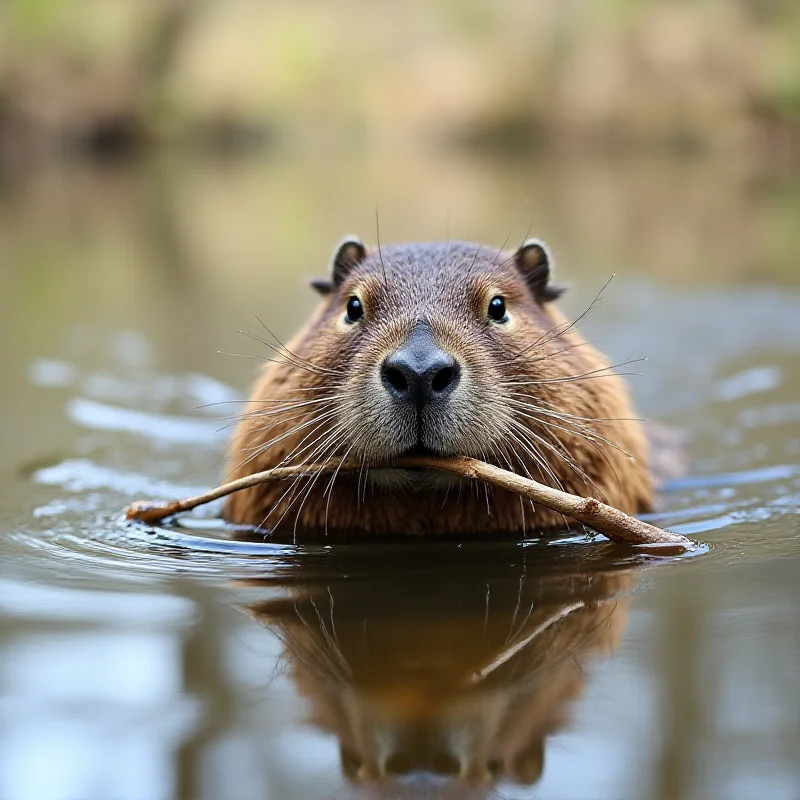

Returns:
1,152,799,800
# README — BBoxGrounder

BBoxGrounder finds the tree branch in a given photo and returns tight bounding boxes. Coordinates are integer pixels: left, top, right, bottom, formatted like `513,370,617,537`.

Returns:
125,456,692,548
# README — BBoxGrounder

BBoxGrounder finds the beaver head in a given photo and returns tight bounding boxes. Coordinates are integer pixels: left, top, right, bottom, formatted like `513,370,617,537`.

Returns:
224,236,651,535
308,237,566,465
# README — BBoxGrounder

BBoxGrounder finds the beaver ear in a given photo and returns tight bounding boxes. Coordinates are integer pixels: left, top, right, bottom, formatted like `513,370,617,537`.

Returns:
309,278,334,295
514,238,567,303
310,236,367,295
332,235,367,286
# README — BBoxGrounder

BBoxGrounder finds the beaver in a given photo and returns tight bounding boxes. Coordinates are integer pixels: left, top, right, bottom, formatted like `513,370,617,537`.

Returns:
224,236,653,537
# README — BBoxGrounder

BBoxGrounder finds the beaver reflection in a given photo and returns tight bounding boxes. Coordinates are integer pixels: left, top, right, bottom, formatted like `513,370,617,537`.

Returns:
247,544,653,796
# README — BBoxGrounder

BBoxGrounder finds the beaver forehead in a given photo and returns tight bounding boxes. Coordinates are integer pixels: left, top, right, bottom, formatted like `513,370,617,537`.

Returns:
354,241,517,304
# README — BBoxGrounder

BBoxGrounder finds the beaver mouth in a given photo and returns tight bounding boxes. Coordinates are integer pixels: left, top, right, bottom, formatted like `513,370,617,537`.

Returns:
394,445,446,472
399,444,440,458
369,445,465,489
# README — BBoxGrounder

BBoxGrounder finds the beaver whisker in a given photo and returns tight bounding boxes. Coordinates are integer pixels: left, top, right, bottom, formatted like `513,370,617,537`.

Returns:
323,443,360,505
505,429,585,531
489,234,532,278
465,240,485,281
541,421,618,499
217,408,312,439
494,445,529,534
487,200,531,274
374,207,389,286
238,329,342,377
213,394,346,422
500,276,615,365
503,601,621,693
505,424,561,492
268,625,344,686
259,422,352,535
228,410,340,477
326,587,342,659
221,348,340,378
507,417,608,504
505,574,528,649
519,418,610,497
279,417,360,512
323,443,359,536
214,400,340,437
235,406,338,455
531,414,632,463
499,357,647,389
287,430,356,539
234,396,344,425
217,349,317,368
193,396,326,409
498,339,590,368
274,409,363,480
234,407,338,455
507,399,625,428
230,415,332,468
512,396,645,425
241,395,341,421
357,454,369,507
253,313,345,377
272,416,344,471
196,390,340,411
534,413,626,499
277,624,349,686
505,579,534,649
507,403,633,460
503,425,559,494
539,420,625,511
505,419,571,497
538,273,614,342
507,407,629,490
275,411,348,464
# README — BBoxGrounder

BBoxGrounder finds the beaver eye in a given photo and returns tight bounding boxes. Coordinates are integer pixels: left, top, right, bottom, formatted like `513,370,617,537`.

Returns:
488,296,508,322
345,296,364,323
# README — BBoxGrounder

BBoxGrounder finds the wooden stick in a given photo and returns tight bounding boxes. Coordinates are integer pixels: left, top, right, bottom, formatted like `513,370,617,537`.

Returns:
125,456,692,548
405,457,691,546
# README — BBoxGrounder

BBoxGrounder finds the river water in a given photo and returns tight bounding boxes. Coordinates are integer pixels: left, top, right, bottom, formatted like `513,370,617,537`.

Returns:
1,152,799,800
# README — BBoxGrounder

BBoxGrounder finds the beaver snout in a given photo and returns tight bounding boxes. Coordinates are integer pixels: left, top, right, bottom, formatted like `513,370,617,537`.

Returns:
381,322,460,405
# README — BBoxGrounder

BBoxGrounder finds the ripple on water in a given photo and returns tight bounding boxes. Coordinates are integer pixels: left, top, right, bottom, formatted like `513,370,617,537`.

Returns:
18,451,707,586
36,406,800,588
12,508,706,595
66,398,224,446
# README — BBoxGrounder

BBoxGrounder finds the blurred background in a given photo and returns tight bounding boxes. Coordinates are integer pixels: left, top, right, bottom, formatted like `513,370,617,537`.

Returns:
1,0,799,292
2,3,800,800
2,0,800,158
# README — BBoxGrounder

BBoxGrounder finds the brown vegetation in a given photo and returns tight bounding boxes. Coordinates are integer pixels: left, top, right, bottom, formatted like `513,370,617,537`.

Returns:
1,0,799,160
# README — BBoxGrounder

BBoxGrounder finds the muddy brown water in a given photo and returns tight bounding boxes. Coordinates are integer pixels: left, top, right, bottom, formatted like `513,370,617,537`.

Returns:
1,152,799,800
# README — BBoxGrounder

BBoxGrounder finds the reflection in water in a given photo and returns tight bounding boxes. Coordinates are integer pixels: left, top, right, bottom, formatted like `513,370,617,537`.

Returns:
245,543,662,798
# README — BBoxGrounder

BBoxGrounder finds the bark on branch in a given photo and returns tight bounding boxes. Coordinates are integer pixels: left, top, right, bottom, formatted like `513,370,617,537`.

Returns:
125,456,692,548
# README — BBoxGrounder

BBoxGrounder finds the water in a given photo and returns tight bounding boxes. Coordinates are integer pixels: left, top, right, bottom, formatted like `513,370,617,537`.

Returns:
1,151,799,800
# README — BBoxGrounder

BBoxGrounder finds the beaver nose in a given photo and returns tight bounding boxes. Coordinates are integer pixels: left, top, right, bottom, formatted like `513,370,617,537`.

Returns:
381,323,460,403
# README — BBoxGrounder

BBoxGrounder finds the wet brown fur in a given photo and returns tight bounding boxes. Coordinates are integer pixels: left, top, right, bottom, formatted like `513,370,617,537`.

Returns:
224,241,653,538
